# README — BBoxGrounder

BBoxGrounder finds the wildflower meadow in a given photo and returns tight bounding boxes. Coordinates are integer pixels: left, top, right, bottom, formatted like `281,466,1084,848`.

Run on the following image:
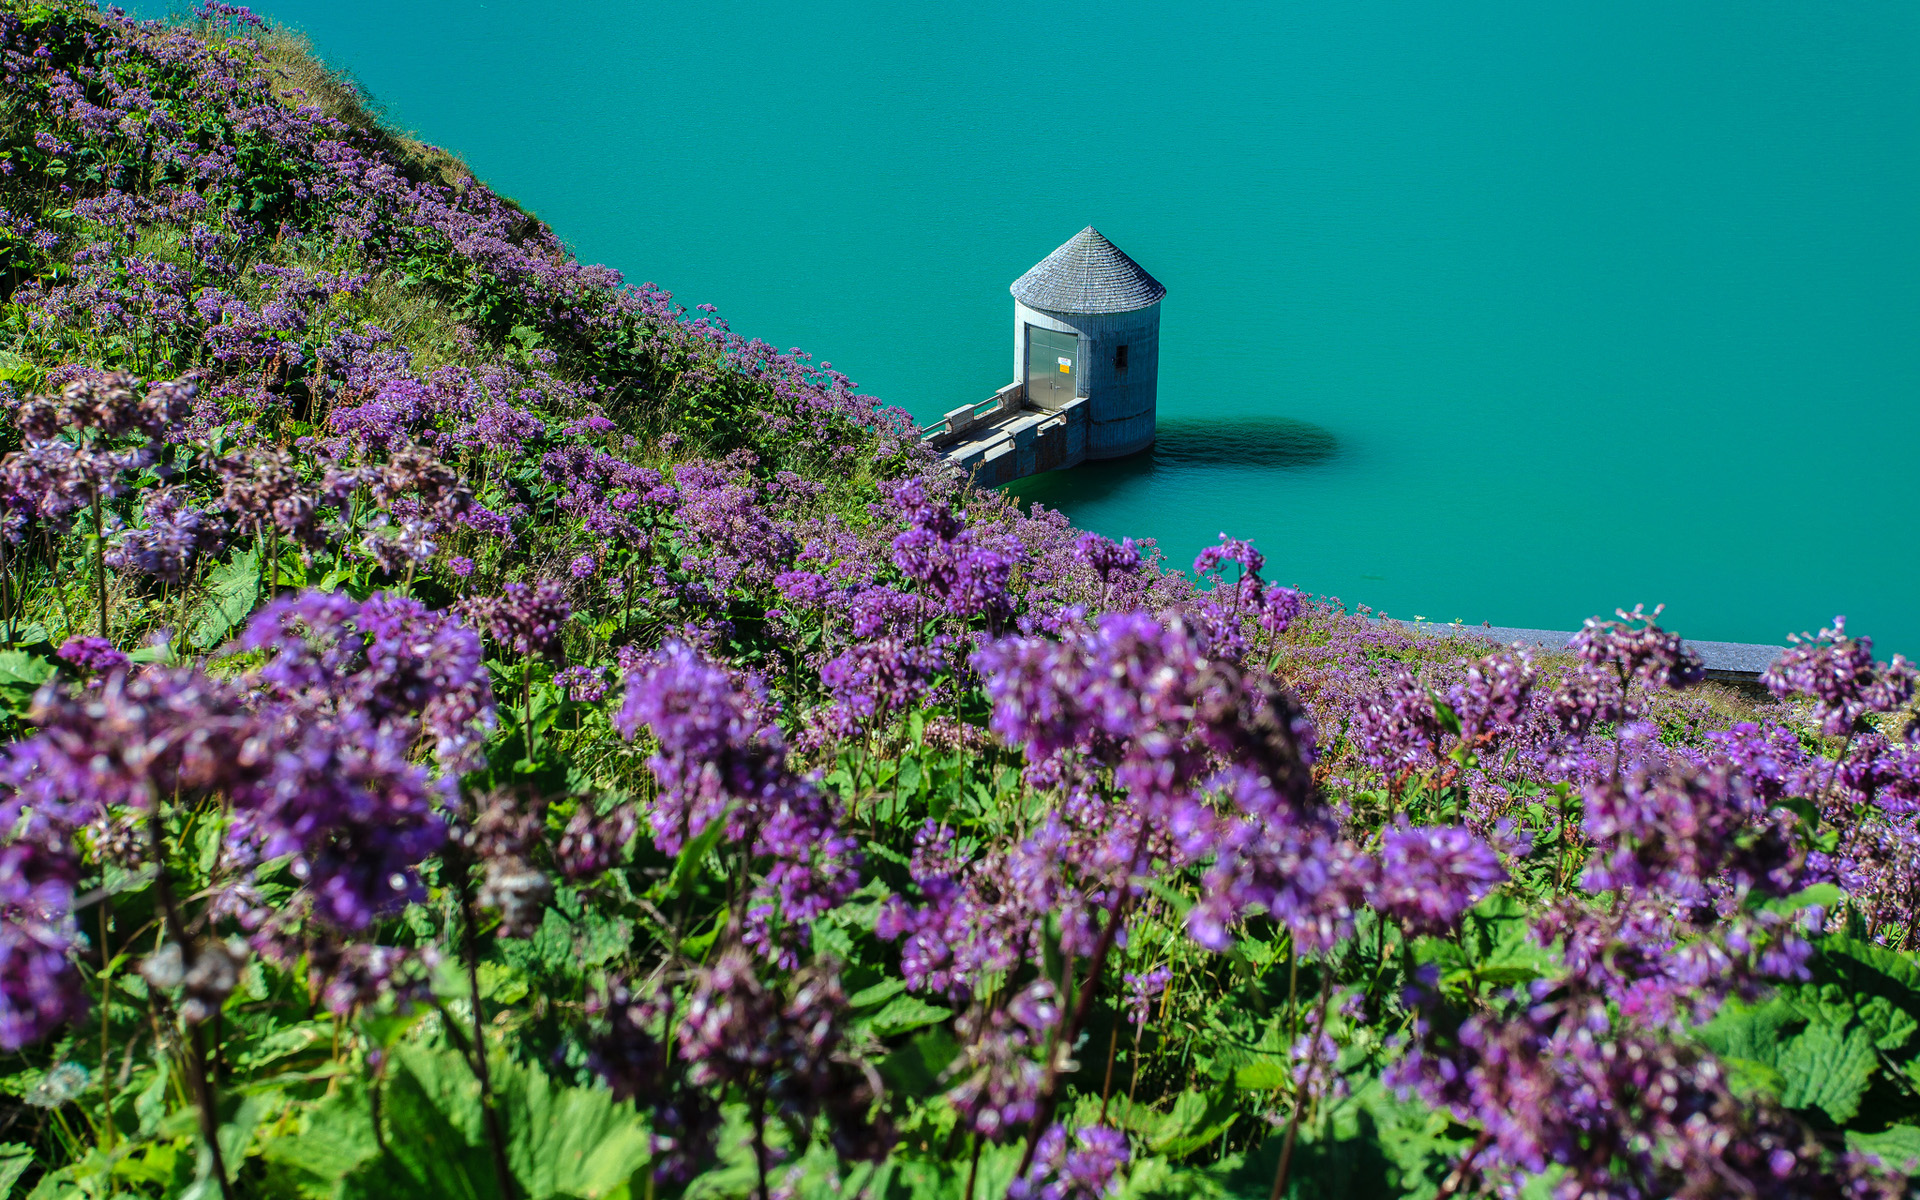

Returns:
1,4,1919,1198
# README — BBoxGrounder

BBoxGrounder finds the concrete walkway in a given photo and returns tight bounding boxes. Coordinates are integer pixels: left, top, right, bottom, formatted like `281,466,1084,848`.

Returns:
1387,620,1784,681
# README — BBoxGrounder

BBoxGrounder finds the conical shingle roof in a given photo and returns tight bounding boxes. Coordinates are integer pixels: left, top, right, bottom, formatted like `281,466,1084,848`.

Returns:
1010,227,1166,314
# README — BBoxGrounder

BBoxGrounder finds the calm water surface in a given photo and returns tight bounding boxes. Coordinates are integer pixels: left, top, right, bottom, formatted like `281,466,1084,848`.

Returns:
146,0,1920,650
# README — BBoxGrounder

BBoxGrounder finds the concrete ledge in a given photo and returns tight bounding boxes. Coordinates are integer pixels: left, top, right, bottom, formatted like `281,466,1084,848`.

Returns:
1386,620,1784,681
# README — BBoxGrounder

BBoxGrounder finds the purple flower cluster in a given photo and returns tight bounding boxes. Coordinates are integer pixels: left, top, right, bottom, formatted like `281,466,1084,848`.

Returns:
1369,821,1506,936
1763,616,1917,738
616,643,857,962
887,478,1024,621
1010,1124,1130,1200
0,840,86,1050
1553,604,1705,735
462,578,571,658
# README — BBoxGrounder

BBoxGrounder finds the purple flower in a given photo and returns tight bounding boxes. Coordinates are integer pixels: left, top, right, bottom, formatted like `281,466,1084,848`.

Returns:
462,578,571,658
554,664,608,703
1369,822,1506,936
1447,644,1536,747
615,643,856,962
819,637,937,735
1192,534,1264,582
1553,604,1705,735
239,591,497,772
1121,966,1170,1025
614,642,784,854
1762,616,1916,738
1010,1124,1130,1200
945,981,1058,1139
1350,666,1442,773
230,711,446,930
1189,768,1366,953
2,666,261,823
0,840,87,1050
106,486,226,583
1255,584,1304,636
55,636,127,675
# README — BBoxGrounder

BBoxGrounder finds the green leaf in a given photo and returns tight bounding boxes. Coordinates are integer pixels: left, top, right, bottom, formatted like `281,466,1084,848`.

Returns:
323,1046,650,1200
1779,1020,1879,1124
647,808,733,905
261,1076,383,1195
1146,880,1195,917
878,1028,961,1098
1151,1089,1240,1159
1759,883,1843,917
1,624,47,649
190,548,260,650
856,995,952,1039
1696,995,1799,1072
848,979,906,1010
0,1143,32,1200
0,651,52,716
1233,1060,1291,1091
497,1052,651,1199
1820,936,1920,1006
1848,1125,1920,1176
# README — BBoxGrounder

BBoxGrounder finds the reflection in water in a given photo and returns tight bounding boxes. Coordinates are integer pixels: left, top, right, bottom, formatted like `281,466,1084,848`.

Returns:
1011,416,1339,509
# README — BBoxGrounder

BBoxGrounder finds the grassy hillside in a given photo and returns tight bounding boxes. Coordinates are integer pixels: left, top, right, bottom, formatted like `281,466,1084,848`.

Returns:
1,4,1919,1199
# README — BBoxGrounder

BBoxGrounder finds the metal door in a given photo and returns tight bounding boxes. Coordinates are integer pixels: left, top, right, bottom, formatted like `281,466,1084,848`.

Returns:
1026,325,1077,409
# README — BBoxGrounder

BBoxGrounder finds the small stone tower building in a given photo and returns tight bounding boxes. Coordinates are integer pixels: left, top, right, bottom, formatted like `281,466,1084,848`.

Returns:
1010,226,1166,460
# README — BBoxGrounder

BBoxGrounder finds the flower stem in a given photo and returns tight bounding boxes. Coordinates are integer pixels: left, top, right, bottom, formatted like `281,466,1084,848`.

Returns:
91,492,109,640
145,809,234,1200
1098,1017,1122,1123
750,1087,770,1200
450,845,516,1200
1016,825,1148,1176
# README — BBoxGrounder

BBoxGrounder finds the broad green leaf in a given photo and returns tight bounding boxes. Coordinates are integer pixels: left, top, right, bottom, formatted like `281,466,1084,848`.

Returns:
1858,994,1919,1051
1779,1020,1879,1123
856,995,952,1039
262,1076,384,1196
1696,995,1799,1071
0,651,52,692
325,1046,649,1200
191,548,260,650
1233,1060,1290,1091
1758,883,1843,917
0,1144,32,1200
0,651,52,718
648,808,734,905
877,1028,961,1098
233,1022,328,1071
1848,1125,1920,1176
0,624,47,649
1146,880,1195,917
1135,1088,1240,1158
497,1051,651,1199
1820,936,1920,1013
848,979,906,1009
1718,1056,1788,1101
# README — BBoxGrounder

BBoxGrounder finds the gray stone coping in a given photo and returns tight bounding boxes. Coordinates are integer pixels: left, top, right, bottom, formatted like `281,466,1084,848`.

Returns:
1380,619,1785,678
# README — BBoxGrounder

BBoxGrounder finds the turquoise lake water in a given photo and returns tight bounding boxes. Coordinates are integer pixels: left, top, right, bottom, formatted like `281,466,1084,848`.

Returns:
146,0,1920,652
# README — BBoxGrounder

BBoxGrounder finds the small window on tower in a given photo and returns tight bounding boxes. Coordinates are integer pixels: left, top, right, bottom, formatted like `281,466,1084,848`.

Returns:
1115,344,1129,373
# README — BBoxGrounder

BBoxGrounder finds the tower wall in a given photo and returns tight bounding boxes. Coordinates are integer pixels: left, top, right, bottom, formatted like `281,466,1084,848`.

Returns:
1014,300,1161,460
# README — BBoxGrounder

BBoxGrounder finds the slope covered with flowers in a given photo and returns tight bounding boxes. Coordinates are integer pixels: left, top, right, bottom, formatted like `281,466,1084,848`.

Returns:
3,4,1920,1198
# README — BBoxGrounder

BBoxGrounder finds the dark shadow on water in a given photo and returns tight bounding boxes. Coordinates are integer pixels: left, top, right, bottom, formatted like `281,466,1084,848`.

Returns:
1009,415,1339,509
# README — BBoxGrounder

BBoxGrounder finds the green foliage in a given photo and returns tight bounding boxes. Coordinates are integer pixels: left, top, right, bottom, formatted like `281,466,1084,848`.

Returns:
189,548,261,650
1698,933,1920,1128
1411,893,1555,1000
273,1047,649,1200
